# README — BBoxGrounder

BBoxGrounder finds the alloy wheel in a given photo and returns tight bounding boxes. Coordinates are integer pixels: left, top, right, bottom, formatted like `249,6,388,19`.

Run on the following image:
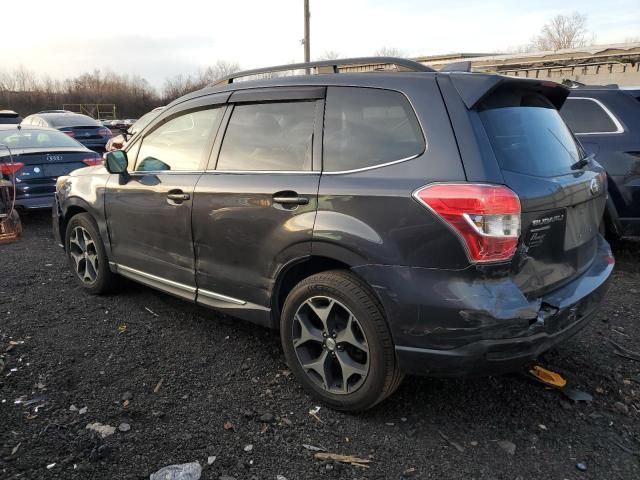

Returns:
292,296,370,394
69,226,99,284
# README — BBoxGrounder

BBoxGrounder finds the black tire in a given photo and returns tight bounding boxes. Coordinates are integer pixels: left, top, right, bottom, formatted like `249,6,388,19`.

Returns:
281,270,403,411
64,213,116,295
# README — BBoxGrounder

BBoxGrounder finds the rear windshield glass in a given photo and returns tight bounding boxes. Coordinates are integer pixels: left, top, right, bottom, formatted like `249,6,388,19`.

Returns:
0,129,81,149
48,114,99,127
479,92,582,177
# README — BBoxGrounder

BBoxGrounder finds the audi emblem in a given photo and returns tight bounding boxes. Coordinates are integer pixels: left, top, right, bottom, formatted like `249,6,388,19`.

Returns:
46,154,63,162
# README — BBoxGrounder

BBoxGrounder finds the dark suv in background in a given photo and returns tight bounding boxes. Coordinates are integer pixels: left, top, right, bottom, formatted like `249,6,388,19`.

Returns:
560,84,640,237
53,58,613,411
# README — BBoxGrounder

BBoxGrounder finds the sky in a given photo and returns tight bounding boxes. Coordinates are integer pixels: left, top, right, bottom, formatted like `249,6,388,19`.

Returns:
2,0,639,90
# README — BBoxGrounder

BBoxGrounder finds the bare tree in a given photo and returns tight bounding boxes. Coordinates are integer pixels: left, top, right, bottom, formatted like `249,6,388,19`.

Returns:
316,50,341,60
0,67,161,117
374,46,405,57
529,12,594,51
199,60,241,84
161,74,199,102
161,61,242,102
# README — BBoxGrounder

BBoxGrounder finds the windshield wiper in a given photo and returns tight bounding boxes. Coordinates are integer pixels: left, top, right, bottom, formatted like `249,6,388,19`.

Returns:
571,152,595,170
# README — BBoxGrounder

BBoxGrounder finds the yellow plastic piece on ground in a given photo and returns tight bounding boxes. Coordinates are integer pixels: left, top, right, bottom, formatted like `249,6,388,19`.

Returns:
529,365,567,388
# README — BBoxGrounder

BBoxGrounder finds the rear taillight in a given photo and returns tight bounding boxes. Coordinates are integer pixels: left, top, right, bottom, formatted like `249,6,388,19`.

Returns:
61,130,75,138
0,162,24,175
414,183,521,263
82,157,103,166
98,128,112,137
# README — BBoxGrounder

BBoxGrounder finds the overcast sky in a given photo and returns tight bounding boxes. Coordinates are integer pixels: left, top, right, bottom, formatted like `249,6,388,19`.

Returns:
3,0,639,89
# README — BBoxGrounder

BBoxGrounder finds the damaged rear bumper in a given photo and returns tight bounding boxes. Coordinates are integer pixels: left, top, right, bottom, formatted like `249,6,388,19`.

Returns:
352,235,614,377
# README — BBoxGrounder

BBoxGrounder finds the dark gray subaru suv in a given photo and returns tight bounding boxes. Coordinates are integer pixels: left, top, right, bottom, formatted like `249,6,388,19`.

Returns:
53,58,613,411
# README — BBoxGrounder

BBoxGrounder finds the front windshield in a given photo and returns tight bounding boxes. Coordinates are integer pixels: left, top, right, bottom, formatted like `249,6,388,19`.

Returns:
130,109,162,135
0,129,81,149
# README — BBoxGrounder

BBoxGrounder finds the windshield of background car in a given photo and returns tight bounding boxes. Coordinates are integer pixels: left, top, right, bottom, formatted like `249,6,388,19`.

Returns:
478,91,581,177
0,129,82,149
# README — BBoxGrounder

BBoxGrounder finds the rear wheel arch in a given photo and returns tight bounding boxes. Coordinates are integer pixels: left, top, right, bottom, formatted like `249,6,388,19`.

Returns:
271,255,392,337
272,256,351,328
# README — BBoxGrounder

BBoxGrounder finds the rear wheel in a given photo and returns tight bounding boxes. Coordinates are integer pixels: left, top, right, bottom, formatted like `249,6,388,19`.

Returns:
281,270,403,411
65,213,116,294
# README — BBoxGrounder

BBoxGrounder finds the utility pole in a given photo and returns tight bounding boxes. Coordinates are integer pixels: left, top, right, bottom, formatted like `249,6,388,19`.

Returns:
304,0,310,73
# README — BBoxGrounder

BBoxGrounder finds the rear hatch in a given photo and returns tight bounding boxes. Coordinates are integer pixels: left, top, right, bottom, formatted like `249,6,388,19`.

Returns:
465,78,606,297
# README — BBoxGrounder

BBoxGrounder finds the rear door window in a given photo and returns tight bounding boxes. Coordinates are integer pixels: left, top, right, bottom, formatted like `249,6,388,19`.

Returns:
323,87,425,172
216,101,316,171
479,92,583,177
559,97,621,134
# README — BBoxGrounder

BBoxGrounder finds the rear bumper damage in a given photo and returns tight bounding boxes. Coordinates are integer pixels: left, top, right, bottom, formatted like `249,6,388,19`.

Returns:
353,235,614,377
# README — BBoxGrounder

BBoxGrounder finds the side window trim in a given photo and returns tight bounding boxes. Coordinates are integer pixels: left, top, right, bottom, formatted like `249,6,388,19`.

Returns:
141,92,229,139
229,86,325,104
321,86,427,175
206,103,234,171
321,152,423,175
208,98,322,173
568,97,624,135
131,104,227,174
124,138,142,170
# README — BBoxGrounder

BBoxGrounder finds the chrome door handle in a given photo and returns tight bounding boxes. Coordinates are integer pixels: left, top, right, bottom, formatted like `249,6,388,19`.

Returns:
273,196,309,205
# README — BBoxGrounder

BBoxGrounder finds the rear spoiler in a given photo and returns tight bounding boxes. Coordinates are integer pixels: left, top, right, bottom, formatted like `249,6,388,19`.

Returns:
445,73,570,110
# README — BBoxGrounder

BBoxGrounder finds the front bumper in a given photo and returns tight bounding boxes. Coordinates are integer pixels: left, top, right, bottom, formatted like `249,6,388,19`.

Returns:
353,235,614,377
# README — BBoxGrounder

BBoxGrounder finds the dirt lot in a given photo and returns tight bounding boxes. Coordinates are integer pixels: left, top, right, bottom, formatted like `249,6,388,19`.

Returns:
1,211,639,480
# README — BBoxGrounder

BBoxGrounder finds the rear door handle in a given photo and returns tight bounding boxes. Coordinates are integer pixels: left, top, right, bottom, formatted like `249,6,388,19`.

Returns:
272,196,309,205
167,191,190,202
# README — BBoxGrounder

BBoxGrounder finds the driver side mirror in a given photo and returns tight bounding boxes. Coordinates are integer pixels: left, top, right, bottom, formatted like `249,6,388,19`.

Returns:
104,150,130,184
105,150,128,174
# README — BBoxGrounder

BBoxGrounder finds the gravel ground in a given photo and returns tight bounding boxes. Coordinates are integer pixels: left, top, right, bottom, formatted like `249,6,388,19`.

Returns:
1,211,639,480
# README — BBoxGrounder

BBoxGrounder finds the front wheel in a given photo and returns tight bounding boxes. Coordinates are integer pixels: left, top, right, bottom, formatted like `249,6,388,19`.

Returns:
65,213,116,295
280,270,403,411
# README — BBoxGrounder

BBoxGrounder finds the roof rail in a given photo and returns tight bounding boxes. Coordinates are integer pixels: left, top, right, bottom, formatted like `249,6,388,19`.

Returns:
212,57,435,86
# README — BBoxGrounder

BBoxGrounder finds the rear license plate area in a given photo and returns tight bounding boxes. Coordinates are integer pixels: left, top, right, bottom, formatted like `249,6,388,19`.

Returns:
43,164,76,177
564,201,599,249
